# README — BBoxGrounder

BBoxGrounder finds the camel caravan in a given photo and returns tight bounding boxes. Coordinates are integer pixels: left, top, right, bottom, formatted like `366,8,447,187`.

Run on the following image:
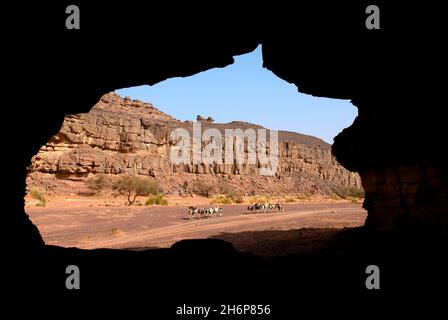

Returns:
187,203,285,220
188,206,223,220
247,203,284,214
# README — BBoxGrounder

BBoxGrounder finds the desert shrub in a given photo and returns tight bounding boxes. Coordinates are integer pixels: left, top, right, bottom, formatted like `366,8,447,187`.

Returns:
112,175,162,205
193,180,217,197
211,195,233,205
111,228,123,236
331,193,342,201
145,194,168,205
233,196,244,204
336,186,365,199
85,174,108,193
225,190,244,203
36,199,47,207
297,192,311,200
249,195,271,204
30,188,47,207
285,197,296,203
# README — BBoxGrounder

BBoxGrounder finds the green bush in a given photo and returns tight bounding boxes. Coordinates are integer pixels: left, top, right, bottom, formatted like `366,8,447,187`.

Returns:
228,191,244,203
285,197,296,203
111,228,123,235
145,194,168,205
211,195,233,205
335,186,365,199
85,174,108,193
331,193,342,200
113,175,162,205
30,188,47,207
296,192,312,200
249,195,271,204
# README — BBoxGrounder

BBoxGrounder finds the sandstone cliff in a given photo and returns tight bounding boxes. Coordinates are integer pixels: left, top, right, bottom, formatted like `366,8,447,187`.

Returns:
27,93,361,196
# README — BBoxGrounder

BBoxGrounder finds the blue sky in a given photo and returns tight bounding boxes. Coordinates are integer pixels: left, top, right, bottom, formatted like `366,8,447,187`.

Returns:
116,45,357,144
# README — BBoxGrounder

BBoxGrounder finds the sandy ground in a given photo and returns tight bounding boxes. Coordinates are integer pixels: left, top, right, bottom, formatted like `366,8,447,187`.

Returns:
26,196,367,256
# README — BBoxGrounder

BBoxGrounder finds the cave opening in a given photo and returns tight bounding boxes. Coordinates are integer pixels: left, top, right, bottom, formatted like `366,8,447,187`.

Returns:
24,45,365,257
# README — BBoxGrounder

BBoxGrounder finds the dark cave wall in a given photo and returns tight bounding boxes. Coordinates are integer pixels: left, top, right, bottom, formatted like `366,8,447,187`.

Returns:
332,97,448,230
5,1,447,251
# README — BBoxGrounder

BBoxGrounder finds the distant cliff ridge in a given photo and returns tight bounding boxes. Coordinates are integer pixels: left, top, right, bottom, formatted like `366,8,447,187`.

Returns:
27,92,361,196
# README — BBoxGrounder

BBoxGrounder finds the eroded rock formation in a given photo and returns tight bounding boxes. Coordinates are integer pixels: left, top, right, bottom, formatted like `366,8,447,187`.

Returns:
27,93,361,197
6,2,446,253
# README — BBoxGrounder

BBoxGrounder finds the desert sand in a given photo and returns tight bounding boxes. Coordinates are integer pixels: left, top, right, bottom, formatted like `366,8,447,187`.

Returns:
26,196,366,257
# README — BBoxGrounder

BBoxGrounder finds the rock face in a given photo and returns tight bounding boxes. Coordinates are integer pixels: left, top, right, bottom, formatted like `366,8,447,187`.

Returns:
27,93,361,196
10,2,446,253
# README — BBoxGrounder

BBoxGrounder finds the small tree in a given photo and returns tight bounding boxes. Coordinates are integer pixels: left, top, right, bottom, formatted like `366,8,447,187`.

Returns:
112,175,161,205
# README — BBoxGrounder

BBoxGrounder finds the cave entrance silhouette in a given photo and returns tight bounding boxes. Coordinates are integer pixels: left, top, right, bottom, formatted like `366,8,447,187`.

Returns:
7,3,448,310
24,47,365,256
